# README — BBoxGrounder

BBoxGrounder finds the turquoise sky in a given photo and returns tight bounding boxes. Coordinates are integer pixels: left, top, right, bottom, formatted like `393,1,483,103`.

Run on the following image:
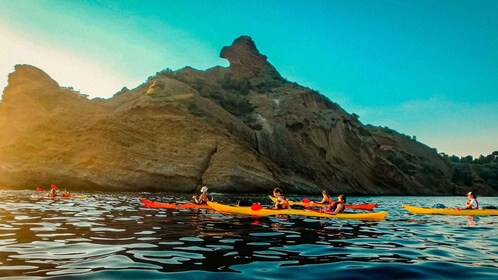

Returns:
0,0,497,157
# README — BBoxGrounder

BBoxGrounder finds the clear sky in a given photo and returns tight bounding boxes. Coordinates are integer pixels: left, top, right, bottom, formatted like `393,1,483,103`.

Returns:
1,0,497,157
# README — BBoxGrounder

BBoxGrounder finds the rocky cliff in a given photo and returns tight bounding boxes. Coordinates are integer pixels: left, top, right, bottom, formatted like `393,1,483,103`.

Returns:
1,36,495,195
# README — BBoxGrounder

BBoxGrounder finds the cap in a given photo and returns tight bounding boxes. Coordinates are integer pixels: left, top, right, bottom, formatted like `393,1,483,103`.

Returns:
201,186,208,193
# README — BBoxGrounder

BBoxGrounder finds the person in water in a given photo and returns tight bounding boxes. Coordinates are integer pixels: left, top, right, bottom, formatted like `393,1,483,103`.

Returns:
465,192,479,209
316,190,332,204
273,188,289,209
62,189,71,198
192,186,211,205
328,194,346,214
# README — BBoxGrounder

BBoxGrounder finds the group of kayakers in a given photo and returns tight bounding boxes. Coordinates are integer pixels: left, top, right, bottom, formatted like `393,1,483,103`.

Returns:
190,186,480,211
273,188,347,214
45,185,71,198
41,183,480,211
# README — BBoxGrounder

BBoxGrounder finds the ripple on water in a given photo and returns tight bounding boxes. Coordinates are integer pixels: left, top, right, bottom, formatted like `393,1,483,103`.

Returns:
0,192,497,278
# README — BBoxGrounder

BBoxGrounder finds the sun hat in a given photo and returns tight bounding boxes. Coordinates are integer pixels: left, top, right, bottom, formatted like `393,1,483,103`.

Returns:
201,186,208,193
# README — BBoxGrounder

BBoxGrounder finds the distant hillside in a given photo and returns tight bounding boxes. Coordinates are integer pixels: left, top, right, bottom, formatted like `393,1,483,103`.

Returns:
440,152,498,195
0,36,495,195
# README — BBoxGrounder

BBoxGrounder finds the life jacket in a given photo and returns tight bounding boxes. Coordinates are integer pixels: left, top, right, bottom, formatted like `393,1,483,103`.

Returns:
329,201,344,212
467,199,479,209
276,195,289,209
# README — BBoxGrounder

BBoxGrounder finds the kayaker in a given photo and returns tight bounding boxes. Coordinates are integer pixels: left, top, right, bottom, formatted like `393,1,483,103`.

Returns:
328,194,346,214
48,188,58,198
192,186,211,205
62,189,71,198
273,188,289,209
465,192,479,209
316,190,332,204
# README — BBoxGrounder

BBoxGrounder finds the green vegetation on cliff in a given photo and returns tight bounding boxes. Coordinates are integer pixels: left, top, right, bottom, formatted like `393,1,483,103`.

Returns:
440,151,498,193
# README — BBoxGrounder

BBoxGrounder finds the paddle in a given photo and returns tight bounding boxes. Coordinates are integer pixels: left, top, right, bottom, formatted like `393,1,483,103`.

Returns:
302,198,311,203
36,187,44,192
251,203,263,211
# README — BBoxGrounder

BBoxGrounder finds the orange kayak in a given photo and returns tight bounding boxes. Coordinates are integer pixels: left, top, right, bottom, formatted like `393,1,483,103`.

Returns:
139,198,211,209
31,195,87,199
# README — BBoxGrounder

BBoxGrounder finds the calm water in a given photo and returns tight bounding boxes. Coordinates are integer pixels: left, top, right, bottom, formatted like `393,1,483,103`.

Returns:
0,190,497,279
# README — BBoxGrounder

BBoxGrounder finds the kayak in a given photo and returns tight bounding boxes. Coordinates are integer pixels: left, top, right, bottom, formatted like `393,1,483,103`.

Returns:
403,204,498,216
208,201,387,221
269,196,377,211
139,198,211,209
31,195,86,199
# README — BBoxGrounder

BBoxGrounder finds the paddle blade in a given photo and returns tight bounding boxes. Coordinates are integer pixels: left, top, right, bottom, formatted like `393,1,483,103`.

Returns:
302,198,311,203
51,184,58,190
251,203,263,210
36,187,44,192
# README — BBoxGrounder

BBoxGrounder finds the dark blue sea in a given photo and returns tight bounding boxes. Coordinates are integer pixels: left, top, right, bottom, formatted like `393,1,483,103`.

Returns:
0,190,497,279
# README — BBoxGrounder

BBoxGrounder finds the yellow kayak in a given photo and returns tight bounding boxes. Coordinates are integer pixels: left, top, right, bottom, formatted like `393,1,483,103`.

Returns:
207,201,387,221
403,204,498,216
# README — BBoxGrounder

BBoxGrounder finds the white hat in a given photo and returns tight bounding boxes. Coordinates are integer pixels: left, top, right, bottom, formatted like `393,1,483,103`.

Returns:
201,186,208,193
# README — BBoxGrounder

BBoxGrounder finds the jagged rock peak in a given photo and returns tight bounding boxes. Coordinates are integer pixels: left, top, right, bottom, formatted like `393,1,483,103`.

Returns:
7,64,60,89
1,65,60,103
220,36,281,78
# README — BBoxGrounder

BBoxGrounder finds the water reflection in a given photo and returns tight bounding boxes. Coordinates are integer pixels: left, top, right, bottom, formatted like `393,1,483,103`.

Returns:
0,191,496,278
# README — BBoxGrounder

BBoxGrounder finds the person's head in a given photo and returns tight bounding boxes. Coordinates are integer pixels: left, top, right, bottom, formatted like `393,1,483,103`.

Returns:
466,192,476,199
201,186,208,193
273,188,282,197
322,190,328,196
338,194,346,203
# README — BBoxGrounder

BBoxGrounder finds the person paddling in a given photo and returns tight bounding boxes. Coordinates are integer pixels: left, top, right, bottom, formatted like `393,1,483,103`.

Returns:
62,189,71,198
273,188,289,209
192,186,211,205
328,194,346,214
48,184,59,198
465,192,479,209
316,190,332,204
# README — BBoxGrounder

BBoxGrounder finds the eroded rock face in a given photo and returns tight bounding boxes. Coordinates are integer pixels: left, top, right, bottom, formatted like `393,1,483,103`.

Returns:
1,37,495,195
220,36,281,79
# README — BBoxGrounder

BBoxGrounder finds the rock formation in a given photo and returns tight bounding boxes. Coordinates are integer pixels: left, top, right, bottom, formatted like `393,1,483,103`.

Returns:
0,36,495,195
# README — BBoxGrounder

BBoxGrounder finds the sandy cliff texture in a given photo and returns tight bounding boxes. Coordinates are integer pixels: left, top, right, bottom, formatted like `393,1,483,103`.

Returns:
1,36,495,195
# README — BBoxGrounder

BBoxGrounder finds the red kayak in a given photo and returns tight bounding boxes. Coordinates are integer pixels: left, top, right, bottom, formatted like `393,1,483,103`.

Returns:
139,198,211,209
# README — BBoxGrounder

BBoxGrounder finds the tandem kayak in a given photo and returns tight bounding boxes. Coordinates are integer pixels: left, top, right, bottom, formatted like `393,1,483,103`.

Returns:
31,195,87,199
139,198,211,209
269,196,378,211
403,204,498,216
208,201,387,221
